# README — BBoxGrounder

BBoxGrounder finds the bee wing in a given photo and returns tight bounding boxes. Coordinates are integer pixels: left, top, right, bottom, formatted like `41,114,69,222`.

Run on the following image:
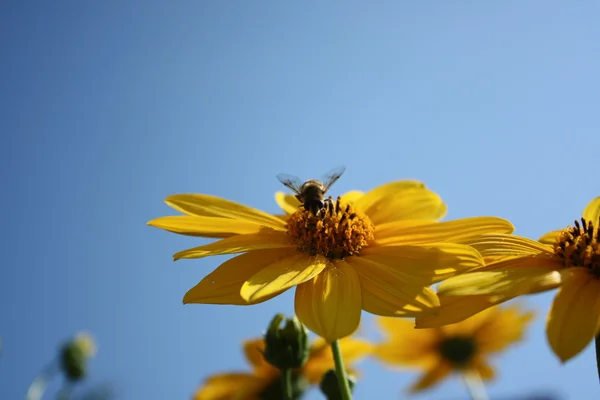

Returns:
322,166,346,191
276,173,304,195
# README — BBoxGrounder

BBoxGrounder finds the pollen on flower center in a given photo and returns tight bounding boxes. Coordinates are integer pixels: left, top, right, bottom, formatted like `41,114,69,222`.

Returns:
438,336,477,367
286,197,375,260
553,218,600,277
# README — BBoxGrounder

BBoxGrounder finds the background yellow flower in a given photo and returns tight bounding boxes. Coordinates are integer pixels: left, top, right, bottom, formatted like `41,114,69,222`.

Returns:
193,336,371,400
420,196,600,362
375,305,534,393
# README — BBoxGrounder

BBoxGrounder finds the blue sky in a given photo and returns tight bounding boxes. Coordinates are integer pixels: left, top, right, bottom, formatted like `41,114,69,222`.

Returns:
1,1,599,399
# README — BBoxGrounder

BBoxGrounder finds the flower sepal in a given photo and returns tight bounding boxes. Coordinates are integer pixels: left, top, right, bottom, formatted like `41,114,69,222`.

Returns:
264,314,309,370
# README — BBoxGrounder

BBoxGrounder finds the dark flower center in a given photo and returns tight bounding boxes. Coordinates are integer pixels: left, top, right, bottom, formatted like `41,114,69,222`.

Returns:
553,218,600,277
438,336,477,367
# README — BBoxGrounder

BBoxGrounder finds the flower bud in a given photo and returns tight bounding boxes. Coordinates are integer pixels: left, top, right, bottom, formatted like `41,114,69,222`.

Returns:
60,332,96,382
264,314,309,370
319,369,356,400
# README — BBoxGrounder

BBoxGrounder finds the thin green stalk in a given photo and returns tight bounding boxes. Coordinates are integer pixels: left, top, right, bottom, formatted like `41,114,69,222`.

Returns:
330,340,352,400
462,371,489,400
281,368,293,400
26,363,57,400
595,333,600,383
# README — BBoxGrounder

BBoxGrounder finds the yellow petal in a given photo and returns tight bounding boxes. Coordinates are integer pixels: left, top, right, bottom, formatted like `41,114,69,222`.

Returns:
360,243,484,283
347,256,440,315
295,261,362,342
173,230,293,260
303,337,372,384
463,234,553,258
166,194,285,230
358,285,428,316
354,180,425,212
340,190,364,204
354,180,446,220
539,230,561,246
375,220,435,238
364,190,447,225
193,373,265,400
438,265,562,297
375,317,439,367
354,181,447,223
409,363,452,393
439,307,499,337
415,295,511,329
274,192,301,215
148,216,268,238
481,253,562,272
243,339,266,369
243,339,278,377
183,249,297,305
337,337,373,364
241,254,327,303
546,268,600,362
376,217,514,246
475,306,535,353
583,196,600,225
471,362,495,380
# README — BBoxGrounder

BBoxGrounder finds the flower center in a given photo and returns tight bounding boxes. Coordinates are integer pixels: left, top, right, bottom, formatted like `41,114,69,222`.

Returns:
286,197,375,260
553,218,600,277
438,336,477,367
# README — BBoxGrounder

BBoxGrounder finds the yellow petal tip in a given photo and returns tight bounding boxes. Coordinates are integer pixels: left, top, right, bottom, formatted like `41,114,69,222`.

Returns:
239,283,254,302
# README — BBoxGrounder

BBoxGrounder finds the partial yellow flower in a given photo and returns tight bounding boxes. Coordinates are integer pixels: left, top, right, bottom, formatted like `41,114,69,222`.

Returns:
193,336,371,400
376,305,534,393
149,180,514,341
73,331,97,358
421,196,600,362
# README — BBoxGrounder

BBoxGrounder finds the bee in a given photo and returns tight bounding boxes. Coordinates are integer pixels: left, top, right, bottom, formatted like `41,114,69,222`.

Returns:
277,166,346,216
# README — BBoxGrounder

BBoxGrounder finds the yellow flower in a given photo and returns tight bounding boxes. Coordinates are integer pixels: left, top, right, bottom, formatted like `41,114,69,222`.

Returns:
376,305,534,393
193,336,371,400
419,197,600,362
148,180,514,341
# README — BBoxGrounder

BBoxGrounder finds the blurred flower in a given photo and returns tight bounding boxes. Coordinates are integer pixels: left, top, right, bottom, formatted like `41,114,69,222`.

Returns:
60,331,97,382
73,332,97,358
149,180,513,341
193,335,371,400
375,305,534,393
27,331,98,400
420,197,600,362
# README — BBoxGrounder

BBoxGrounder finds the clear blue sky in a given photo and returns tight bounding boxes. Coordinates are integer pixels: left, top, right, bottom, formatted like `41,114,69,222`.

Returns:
1,1,599,399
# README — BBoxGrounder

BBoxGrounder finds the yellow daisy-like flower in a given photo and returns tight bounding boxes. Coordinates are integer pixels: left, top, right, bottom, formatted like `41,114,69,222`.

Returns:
376,305,534,393
193,336,371,400
148,180,514,341
419,197,600,362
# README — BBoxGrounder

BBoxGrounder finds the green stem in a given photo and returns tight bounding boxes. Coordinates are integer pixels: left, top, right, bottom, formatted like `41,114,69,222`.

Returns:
595,333,600,383
462,371,489,400
281,368,293,400
330,340,353,400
